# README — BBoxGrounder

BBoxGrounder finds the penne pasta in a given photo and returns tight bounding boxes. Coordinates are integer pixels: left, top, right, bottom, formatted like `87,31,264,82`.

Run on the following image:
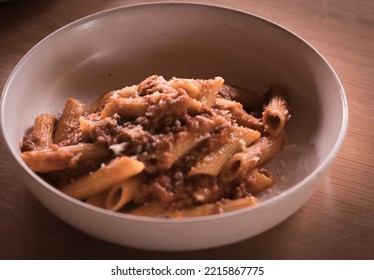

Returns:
197,76,224,108
169,132,208,166
169,76,224,108
214,96,243,111
59,156,144,200
214,97,264,132
168,78,200,98
129,196,258,218
233,109,264,132
166,196,258,218
189,127,260,177
105,176,142,211
142,132,208,172
88,91,115,114
128,200,166,217
53,98,87,145
89,85,138,113
246,167,275,194
219,133,284,184
141,115,216,172
100,97,148,118
85,191,108,209
79,117,94,139
21,143,111,173
262,83,291,137
33,113,56,149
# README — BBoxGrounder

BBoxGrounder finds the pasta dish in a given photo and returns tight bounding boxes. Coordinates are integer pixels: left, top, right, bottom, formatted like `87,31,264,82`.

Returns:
20,75,291,218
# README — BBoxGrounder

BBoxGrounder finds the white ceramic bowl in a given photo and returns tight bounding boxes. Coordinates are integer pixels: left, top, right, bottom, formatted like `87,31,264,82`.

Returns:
0,3,348,251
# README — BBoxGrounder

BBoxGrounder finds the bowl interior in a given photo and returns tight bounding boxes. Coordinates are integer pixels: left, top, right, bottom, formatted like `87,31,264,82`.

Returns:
1,3,346,212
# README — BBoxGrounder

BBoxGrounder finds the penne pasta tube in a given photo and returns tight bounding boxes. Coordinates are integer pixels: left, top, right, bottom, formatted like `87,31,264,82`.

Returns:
100,97,148,118
199,76,224,108
129,196,259,218
85,191,108,209
127,200,166,217
89,85,138,113
262,83,291,137
169,77,224,108
214,96,264,132
88,91,115,114
142,132,207,172
53,98,87,144
33,113,56,149
246,167,275,194
166,196,259,218
59,156,144,200
234,110,264,133
168,78,200,98
214,96,243,111
105,176,141,211
169,132,206,165
183,97,203,115
142,116,216,172
79,117,94,138
21,143,111,173
189,127,260,177
219,133,284,183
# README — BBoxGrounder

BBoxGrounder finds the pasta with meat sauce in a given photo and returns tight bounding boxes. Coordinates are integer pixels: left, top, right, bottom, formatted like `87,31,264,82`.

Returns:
20,75,291,217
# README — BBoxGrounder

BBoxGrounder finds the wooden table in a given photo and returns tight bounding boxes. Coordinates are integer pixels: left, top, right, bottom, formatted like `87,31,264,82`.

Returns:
1,0,373,260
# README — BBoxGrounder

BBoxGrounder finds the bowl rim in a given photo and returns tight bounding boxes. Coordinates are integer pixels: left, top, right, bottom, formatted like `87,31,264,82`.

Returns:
0,1,349,224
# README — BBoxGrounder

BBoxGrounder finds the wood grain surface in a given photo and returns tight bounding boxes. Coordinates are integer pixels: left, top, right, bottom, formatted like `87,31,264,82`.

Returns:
0,0,373,259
